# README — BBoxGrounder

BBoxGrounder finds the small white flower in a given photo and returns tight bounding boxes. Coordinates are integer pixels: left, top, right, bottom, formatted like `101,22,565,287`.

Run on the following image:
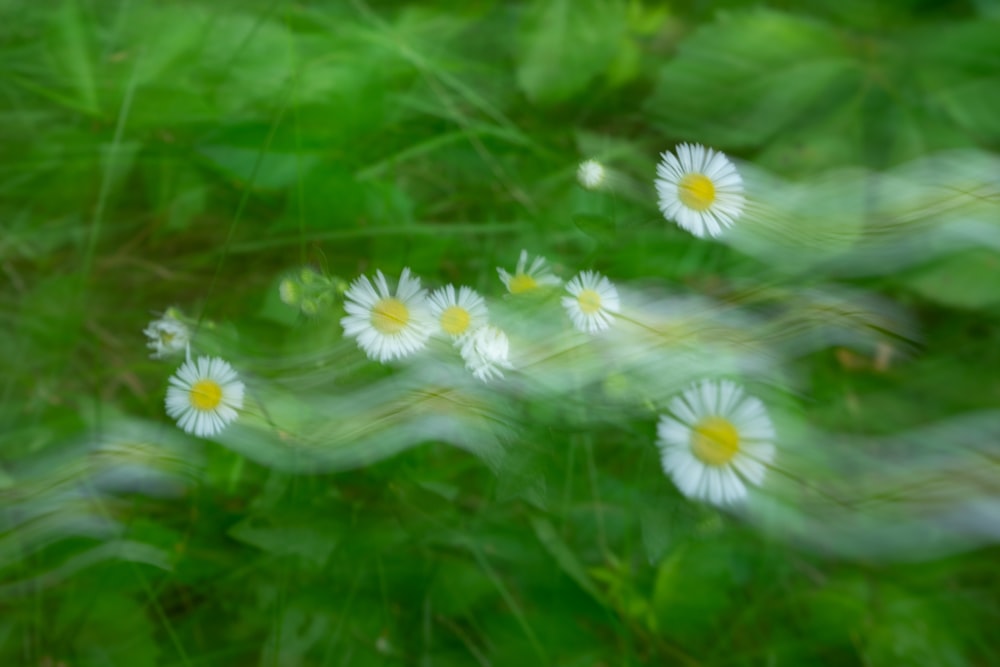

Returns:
577,159,606,190
341,268,432,363
459,325,513,382
144,312,190,359
656,379,775,506
562,270,620,334
165,356,245,437
497,250,561,295
428,285,489,339
655,143,745,238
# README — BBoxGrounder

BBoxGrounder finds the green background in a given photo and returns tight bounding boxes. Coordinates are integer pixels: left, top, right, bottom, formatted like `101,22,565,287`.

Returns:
3,0,1000,665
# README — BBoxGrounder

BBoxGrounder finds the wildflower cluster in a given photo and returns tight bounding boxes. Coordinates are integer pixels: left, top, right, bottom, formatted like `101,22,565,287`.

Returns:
338,252,621,379
144,311,245,439
145,143,777,509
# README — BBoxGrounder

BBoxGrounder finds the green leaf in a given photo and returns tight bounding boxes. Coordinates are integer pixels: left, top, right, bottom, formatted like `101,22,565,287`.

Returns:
228,512,339,567
904,249,1000,310
902,21,1000,144
863,586,967,667
516,0,628,105
199,143,318,191
197,124,321,191
199,10,296,113
645,10,859,149
261,604,332,667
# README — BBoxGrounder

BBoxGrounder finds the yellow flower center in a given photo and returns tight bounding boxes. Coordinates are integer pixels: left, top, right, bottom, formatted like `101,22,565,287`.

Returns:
691,416,740,466
160,331,175,344
678,173,716,211
508,273,538,294
190,379,223,411
440,305,471,336
577,289,602,315
371,297,409,334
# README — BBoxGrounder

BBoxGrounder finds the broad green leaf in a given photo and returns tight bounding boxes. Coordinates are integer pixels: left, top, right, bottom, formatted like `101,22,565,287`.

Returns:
199,10,296,113
228,512,339,566
645,10,860,149
199,144,319,191
755,100,865,175
261,605,332,667
909,21,1000,143
197,124,322,190
863,586,967,667
904,249,1000,310
516,0,628,105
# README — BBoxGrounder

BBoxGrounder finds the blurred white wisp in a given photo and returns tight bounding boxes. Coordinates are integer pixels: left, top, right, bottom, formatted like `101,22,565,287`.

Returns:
215,288,784,473
504,279,913,413
213,338,519,474
743,410,1000,561
214,267,919,515
727,149,1000,276
0,417,195,597
744,281,920,362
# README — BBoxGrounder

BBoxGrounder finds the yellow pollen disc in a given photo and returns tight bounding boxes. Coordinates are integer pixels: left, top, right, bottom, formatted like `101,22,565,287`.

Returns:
371,297,409,334
577,289,602,315
190,379,223,411
509,273,538,294
691,416,740,466
160,331,175,344
440,305,471,336
678,173,716,211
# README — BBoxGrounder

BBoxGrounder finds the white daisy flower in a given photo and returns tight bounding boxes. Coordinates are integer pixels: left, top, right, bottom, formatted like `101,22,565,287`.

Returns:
427,285,489,339
165,356,245,437
497,249,561,295
143,312,190,359
562,270,620,334
656,379,775,506
577,158,606,190
341,268,431,363
655,143,745,238
459,325,513,382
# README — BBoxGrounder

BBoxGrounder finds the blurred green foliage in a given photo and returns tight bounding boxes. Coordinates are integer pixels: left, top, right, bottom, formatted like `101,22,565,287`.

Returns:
2,0,1000,665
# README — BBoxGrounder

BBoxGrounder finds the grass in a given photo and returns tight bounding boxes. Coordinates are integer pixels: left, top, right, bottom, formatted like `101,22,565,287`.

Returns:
2,0,1000,665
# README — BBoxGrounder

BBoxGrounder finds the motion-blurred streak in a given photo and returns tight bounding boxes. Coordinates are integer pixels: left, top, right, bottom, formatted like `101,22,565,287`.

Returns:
0,418,195,596
746,410,1000,559
731,149,1000,274
216,358,519,474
